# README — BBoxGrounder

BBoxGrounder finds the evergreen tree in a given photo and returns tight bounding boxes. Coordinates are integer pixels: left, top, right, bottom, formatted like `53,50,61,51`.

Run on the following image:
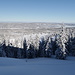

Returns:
0,40,6,57
2,40,6,57
70,37,75,56
45,42,52,57
27,44,35,58
0,43,3,57
23,39,27,58
51,38,57,55
39,37,46,57
55,35,67,60
17,48,21,58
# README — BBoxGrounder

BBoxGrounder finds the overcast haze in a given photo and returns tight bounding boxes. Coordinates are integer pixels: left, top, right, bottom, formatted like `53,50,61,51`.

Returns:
0,0,75,23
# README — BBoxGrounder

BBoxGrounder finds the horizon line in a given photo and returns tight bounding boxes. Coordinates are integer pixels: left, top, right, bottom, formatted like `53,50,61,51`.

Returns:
0,21,75,24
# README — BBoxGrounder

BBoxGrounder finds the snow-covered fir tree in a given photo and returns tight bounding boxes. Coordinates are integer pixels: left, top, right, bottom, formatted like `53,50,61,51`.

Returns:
55,24,67,59
23,38,27,58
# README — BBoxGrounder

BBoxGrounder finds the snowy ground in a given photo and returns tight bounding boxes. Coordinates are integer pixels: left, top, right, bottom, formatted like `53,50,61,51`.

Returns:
0,56,75,75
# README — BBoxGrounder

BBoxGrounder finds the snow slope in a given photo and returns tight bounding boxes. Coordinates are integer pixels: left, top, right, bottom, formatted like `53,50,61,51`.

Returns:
0,57,75,75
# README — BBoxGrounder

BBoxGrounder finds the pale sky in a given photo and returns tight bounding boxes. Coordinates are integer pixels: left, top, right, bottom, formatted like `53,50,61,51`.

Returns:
0,0,75,23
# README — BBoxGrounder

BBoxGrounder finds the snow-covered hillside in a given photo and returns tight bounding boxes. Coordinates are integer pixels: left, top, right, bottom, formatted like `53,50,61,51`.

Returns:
0,57,75,75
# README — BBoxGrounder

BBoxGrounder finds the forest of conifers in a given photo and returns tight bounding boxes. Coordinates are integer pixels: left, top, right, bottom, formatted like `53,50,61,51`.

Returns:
0,34,75,60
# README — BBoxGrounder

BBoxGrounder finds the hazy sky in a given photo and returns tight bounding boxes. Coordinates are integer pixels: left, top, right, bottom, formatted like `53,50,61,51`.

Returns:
0,0,75,23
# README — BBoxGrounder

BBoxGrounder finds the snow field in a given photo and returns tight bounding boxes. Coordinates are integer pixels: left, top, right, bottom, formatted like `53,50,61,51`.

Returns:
0,56,75,75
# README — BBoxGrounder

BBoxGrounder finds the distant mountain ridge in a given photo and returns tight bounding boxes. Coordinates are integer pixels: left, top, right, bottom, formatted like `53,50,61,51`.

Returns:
0,22,75,29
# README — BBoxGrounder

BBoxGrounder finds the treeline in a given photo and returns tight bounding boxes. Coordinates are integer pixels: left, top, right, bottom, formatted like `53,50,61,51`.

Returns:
0,36,75,60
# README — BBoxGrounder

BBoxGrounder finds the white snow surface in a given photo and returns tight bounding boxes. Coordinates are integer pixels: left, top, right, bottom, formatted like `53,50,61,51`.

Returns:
0,56,75,75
